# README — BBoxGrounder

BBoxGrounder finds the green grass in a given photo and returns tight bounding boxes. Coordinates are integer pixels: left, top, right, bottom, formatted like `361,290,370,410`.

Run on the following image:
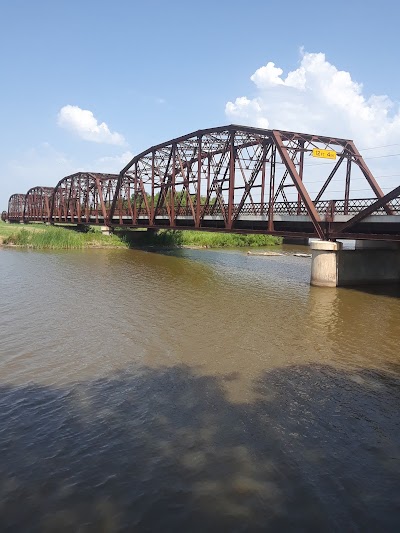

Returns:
141,229,282,248
1,221,281,250
1,223,128,249
0,221,45,241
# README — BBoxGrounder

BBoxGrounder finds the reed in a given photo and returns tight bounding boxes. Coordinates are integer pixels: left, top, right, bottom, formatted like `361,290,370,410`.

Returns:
142,229,282,248
3,225,127,249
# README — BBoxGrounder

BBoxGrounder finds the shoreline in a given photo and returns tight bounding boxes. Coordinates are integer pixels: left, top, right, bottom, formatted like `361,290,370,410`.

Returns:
0,223,283,251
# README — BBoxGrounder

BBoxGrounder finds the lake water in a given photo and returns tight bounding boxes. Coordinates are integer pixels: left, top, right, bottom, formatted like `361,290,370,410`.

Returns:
0,245,399,531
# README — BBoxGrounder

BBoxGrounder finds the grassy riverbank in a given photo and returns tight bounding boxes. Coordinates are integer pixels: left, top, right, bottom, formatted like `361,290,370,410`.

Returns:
0,222,127,249
140,229,282,248
0,222,282,250
0,221,45,243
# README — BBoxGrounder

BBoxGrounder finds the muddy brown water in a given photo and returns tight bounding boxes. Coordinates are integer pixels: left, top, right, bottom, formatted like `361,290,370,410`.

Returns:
0,245,399,531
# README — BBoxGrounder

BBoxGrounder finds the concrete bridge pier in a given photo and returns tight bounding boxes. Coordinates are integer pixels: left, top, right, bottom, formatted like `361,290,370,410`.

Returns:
310,240,400,287
100,226,113,236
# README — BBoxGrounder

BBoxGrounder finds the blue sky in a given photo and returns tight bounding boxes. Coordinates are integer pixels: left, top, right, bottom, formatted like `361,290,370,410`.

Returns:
1,0,400,207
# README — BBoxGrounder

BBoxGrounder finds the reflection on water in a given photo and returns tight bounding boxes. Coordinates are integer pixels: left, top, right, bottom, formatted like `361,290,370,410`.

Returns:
0,246,399,531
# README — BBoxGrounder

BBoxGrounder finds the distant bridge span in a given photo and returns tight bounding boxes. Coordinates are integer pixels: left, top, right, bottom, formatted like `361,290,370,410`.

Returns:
3,125,400,241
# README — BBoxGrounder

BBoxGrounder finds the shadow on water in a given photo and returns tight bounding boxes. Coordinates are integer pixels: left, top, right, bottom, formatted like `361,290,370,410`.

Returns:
0,364,399,532
342,283,400,299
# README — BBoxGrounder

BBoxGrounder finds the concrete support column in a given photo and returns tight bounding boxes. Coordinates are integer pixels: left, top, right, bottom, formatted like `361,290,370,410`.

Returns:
310,240,400,287
100,226,113,236
310,241,342,287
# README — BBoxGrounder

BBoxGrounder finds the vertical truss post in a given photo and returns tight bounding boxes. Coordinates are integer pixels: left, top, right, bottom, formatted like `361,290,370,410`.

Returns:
344,156,351,215
260,143,266,215
151,151,155,226
297,141,304,214
268,145,276,232
171,144,176,226
95,176,108,223
227,131,235,229
196,135,202,227
70,182,76,223
77,180,81,223
207,156,211,199
133,167,138,224
86,174,90,223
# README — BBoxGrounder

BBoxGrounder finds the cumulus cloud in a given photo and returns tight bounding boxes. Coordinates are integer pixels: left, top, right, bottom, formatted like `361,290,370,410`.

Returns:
226,51,400,195
57,105,125,145
225,51,400,149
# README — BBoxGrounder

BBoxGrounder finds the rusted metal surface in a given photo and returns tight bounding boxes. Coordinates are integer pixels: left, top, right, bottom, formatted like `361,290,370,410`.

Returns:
3,125,400,240
7,194,26,222
109,125,399,239
50,173,119,224
24,186,54,223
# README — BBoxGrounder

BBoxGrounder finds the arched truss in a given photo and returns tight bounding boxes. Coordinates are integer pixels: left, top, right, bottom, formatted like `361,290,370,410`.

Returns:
50,172,119,224
24,186,54,222
3,125,400,239
7,194,26,222
109,125,394,239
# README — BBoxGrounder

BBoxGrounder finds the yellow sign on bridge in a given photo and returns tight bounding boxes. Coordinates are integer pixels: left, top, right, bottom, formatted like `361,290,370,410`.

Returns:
312,148,337,160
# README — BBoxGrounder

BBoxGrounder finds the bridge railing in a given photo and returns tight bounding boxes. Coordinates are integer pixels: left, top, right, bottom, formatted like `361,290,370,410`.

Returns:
11,198,400,224
110,199,400,220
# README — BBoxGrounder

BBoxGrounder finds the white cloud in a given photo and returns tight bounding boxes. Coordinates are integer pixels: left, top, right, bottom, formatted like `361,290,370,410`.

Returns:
225,51,400,195
57,105,126,145
225,52,400,148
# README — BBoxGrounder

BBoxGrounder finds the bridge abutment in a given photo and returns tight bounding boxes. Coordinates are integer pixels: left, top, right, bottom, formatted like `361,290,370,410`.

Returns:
310,240,400,287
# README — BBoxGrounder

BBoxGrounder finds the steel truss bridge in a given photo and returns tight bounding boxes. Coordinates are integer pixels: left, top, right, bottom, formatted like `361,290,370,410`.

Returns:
2,125,400,241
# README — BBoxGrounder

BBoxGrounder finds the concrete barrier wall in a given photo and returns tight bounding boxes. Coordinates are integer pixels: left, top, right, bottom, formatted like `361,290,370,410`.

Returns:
338,249,400,286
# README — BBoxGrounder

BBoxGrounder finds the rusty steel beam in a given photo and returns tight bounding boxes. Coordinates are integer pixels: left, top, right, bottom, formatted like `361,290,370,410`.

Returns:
334,185,400,235
272,130,325,240
347,140,392,214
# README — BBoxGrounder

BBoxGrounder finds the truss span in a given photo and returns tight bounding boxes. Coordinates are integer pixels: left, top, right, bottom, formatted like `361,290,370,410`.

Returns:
50,173,119,225
3,125,400,240
24,186,54,223
7,194,26,222
109,124,394,239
